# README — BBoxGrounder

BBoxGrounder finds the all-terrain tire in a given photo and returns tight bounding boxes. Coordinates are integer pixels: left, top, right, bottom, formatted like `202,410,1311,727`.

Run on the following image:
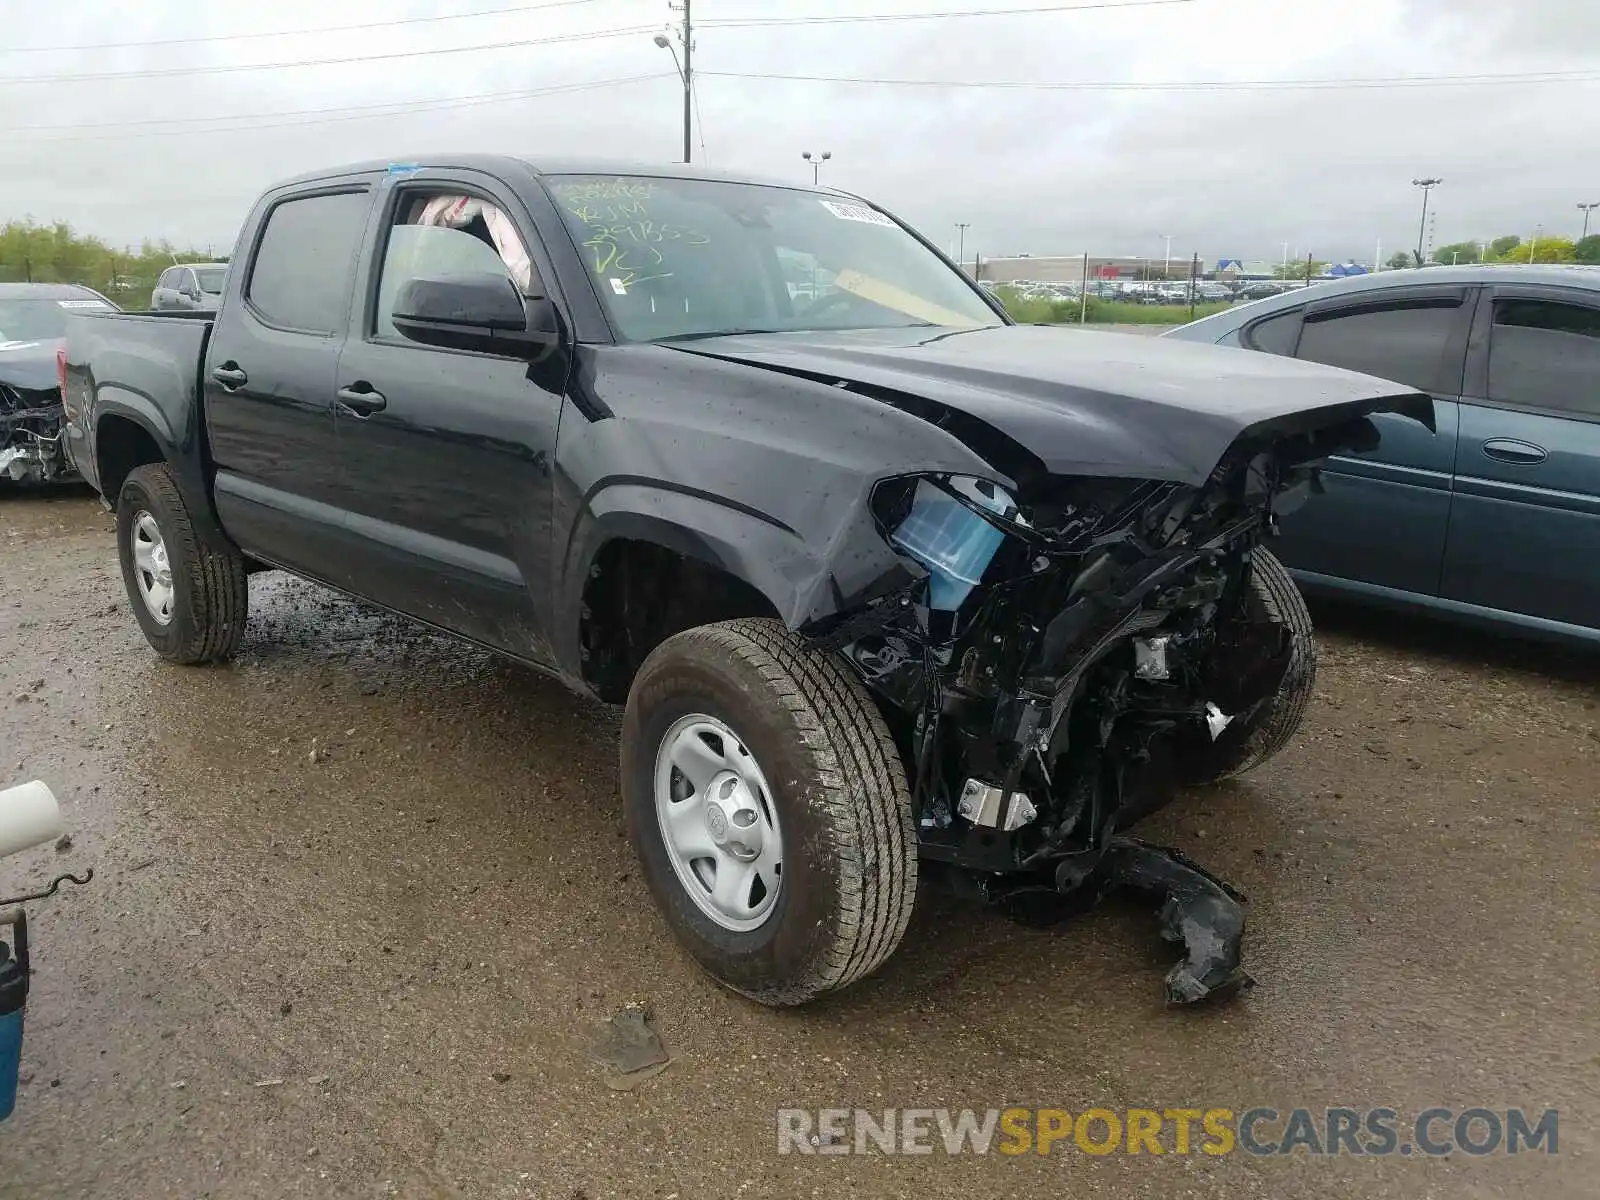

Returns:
621,617,917,1006
1185,547,1317,783
116,463,248,664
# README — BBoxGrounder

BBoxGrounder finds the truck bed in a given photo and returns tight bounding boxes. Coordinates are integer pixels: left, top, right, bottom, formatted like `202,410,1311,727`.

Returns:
61,309,213,498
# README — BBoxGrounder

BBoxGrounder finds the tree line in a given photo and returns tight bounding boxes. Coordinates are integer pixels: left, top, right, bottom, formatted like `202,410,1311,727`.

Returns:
1388,234,1600,270
0,219,223,309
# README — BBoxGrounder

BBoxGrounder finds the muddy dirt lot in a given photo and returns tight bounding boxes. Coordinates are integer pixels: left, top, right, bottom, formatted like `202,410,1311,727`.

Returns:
2,488,1596,1199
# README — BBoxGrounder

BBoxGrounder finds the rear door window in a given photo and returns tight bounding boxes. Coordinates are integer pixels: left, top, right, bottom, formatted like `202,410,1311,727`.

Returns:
246,190,371,334
1488,298,1600,418
1295,297,1464,392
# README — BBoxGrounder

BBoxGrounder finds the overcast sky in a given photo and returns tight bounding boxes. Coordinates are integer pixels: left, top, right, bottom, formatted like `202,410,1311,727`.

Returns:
1,0,1595,265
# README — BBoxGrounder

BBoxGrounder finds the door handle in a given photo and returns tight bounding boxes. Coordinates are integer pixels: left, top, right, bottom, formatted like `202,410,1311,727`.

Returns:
335,384,387,417
211,363,248,391
1481,438,1548,466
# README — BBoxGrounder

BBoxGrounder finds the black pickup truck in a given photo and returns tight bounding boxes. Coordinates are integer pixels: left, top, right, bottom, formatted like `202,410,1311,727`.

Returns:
63,156,1432,1005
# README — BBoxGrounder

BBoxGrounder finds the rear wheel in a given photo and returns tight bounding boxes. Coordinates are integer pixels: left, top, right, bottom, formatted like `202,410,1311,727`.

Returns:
621,618,916,1006
116,463,248,664
1183,547,1317,783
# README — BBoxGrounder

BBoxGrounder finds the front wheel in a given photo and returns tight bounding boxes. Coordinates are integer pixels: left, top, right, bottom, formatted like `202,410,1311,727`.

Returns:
621,618,917,1006
116,463,248,664
1182,547,1317,783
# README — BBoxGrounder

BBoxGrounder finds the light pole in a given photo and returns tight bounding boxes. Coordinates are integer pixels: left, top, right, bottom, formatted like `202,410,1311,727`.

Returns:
1412,178,1442,266
955,223,970,273
653,21,692,164
802,150,831,185
1580,202,1600,242
1160,233,1173,280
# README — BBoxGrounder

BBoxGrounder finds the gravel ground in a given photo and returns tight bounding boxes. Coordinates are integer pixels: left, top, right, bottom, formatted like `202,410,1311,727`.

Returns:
1,488,1596,1199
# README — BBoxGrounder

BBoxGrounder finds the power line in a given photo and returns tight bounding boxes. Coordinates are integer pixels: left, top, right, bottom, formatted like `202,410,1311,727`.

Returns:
702,0,1193,27
0,26,656,86
2,74,675,144
703,67,1600,91
2,0,605,53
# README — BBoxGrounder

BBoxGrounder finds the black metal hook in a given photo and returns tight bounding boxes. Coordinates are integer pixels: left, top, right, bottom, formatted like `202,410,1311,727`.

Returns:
0,869,94,907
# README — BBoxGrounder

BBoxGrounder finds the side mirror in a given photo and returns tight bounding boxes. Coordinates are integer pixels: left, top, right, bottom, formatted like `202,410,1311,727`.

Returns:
391,272,560,360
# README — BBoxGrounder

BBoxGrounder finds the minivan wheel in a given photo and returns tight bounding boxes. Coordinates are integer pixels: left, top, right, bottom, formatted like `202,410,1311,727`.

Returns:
116,463,248,664
621,618,916,1006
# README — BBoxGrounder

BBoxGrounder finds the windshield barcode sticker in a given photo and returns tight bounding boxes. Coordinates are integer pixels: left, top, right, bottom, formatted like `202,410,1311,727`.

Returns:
819,200,895,228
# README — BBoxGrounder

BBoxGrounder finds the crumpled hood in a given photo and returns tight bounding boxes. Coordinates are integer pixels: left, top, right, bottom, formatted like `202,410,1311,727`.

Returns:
0,339,61,393
670,324,1434,485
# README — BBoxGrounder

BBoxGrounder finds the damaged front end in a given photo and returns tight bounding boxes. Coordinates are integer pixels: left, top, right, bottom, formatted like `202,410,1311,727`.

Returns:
0,380,72,485
815,415,1377,1003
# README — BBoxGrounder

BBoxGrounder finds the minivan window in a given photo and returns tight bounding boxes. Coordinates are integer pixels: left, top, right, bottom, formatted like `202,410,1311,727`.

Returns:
1489,299,1600,417
194,267,227,295
1294,299,1461,393
247,190,371,333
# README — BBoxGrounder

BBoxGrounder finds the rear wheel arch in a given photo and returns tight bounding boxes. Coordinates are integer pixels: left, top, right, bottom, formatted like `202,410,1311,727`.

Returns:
95,411,168,502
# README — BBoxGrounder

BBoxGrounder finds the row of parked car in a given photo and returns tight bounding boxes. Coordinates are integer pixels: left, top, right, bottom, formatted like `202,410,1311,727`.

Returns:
985,278,1252,305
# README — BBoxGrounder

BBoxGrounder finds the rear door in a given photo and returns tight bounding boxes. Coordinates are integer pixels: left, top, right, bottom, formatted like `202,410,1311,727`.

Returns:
1250,286,1471,597
329,169,568,663
204,177,378,587
1440,285,1600,630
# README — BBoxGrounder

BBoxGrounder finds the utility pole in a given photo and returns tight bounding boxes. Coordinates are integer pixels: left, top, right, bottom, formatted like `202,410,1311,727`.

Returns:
955,223,970,273
1580,202,1600,242
1160,233,1173,280
680,0,692,164
1412,177,1441,266
656,2,693,163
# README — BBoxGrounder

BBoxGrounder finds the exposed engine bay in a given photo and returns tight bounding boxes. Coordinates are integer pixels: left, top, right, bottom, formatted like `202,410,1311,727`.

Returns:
0,383,71,485
814,414,1380,1003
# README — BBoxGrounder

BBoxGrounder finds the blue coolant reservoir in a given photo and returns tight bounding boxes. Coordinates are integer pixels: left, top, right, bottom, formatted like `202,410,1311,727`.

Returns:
890,477,1016,610
0,942,22,1121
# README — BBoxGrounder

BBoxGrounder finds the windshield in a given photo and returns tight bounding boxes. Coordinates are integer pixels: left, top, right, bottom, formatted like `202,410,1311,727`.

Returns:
0,297,107,342
546,175,1003,342
194,267,227,294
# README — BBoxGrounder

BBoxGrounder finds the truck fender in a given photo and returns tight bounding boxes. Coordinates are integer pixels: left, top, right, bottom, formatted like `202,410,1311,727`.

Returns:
560,479,824,629
90,391,225,546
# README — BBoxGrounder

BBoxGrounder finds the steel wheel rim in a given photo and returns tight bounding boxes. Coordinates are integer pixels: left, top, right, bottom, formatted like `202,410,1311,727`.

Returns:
130,510,175,626
653,713,783,933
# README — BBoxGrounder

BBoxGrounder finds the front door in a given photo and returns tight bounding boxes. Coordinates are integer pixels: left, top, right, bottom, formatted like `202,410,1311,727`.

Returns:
1440,285,1600,631
331,174,567,663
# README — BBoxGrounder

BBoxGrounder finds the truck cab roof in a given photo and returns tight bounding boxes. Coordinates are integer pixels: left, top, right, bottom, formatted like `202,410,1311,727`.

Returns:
270,154,831,194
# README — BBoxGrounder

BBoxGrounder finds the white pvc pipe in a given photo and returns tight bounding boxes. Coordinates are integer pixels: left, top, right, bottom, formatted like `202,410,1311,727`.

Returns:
0,781,63,859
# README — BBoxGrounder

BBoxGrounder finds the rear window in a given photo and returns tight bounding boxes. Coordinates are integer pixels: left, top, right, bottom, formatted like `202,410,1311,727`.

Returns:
1489,299,1600,417
247,190,370,333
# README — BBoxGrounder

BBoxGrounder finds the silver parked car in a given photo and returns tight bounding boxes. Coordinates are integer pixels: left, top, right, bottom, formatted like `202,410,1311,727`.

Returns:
151,263,227,312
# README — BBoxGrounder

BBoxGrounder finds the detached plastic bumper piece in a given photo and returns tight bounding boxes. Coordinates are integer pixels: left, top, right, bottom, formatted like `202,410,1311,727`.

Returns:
1103,839,1254,1006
